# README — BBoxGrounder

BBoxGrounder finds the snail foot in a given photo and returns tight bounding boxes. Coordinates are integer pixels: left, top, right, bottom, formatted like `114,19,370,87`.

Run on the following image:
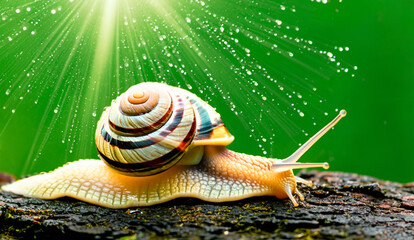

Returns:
282,184,299,207
295,188,305,201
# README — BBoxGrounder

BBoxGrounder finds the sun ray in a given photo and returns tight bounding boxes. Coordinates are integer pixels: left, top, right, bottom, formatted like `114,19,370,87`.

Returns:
21,0,101,174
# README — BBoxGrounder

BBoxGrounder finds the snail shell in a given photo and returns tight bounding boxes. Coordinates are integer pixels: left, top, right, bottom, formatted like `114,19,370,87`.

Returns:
1,82,347,208
95,82,234,176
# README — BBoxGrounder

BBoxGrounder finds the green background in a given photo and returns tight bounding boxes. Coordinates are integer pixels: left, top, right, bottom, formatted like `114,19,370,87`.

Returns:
308,1,414,183
0,0,413,183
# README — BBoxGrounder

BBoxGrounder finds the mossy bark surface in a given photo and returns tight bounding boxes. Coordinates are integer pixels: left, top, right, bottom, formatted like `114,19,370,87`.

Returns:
1,171,413,239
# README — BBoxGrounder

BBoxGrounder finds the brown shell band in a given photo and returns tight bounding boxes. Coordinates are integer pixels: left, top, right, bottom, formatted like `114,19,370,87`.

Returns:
98,120,197,176
102,97,185,149
97,147,184,176
109,100,174,136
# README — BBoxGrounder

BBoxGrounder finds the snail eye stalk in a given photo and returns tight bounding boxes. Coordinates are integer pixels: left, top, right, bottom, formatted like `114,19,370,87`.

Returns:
272,110,346,172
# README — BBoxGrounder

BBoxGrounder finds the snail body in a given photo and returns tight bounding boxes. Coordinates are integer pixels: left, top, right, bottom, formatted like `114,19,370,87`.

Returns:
2,82,346,208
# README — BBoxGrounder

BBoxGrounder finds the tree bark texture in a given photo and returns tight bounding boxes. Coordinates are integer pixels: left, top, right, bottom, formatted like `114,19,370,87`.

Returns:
1,171,413,239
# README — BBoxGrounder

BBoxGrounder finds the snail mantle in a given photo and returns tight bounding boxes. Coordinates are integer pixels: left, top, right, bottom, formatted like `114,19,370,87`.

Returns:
1,82,346,208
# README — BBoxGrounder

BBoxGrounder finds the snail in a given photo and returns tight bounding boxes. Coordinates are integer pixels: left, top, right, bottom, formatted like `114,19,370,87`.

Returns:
1,82,346,208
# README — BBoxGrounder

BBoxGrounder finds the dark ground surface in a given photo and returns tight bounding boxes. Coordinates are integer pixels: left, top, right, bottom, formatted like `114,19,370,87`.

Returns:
0,170,413,239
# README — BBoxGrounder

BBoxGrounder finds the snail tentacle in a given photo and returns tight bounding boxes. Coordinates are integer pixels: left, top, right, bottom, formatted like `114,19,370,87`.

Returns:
272,110,346,170
283,184,298,207
295,176,313,188
295,188,305,201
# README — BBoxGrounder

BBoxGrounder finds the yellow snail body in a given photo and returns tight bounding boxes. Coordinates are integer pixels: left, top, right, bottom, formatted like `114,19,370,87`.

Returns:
2,82,346,208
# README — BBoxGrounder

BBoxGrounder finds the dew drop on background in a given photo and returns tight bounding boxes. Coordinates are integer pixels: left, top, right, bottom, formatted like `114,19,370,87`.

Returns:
0,0,355,176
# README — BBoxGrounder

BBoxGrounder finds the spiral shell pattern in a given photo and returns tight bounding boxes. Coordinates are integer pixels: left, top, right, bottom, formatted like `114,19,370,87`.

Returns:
170,86,234,145
95,82,197,176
